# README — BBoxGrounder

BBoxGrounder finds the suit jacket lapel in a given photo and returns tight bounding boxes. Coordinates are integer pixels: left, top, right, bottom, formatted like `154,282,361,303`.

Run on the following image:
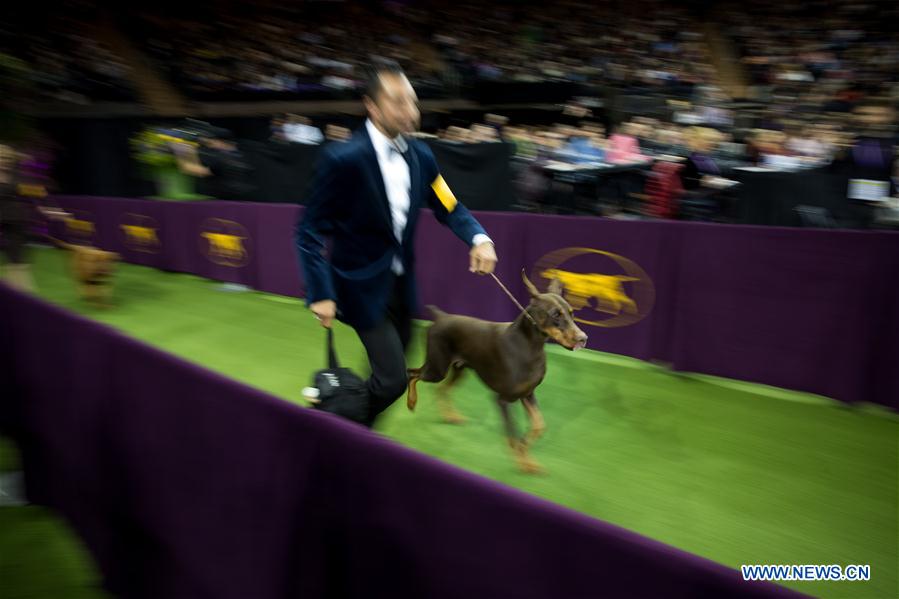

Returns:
403,143,421,247
359,127,394,233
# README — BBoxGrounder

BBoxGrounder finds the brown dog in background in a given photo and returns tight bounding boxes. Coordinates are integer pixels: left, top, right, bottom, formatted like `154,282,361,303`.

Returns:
407,270,588,473
48,237,119,307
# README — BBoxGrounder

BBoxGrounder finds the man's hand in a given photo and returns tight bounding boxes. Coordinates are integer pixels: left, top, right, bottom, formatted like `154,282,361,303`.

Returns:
469,241,498,275
310,299,337,328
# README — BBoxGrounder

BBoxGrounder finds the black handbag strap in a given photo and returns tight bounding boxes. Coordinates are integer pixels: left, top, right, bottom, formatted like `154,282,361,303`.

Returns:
326,327,340,369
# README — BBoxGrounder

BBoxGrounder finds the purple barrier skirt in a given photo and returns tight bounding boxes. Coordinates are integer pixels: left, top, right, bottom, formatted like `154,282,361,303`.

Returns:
0,284,805,598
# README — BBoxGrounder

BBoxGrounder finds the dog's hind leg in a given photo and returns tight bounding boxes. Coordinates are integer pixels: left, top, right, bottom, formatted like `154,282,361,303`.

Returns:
406,333,453,412
521,393,546,446
406,368,423,411
406,358,450,412
497,397,543,474
437,362,467,424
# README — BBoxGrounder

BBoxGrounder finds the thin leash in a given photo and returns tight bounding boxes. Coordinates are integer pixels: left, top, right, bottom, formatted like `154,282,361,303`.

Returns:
489,272,537,325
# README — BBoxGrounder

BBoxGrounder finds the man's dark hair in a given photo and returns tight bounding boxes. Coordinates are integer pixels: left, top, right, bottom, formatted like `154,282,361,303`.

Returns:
362,58,405,101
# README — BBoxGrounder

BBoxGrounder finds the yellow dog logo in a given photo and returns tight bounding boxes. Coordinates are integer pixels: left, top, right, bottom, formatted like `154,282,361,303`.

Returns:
120,214,161,254
122,225,159,244
540,269,639,316
202,232,246,258
66,217,95,236
532,248,654,328
199,218,251,267
63,213,96,243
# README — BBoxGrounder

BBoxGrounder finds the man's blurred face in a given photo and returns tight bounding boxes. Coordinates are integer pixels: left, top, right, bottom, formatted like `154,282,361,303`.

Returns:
365,72,420,138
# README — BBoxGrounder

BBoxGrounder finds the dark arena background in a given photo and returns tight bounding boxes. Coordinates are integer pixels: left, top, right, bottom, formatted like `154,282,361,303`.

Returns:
0,0,897,597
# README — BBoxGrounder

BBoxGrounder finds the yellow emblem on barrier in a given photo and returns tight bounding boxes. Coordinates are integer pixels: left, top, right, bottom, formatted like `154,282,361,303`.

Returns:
199,218,251,267
202,233,246,259
17,183,47,198
532,248,655,328
65,217,95,236
121,225,158,245
119,213,162,254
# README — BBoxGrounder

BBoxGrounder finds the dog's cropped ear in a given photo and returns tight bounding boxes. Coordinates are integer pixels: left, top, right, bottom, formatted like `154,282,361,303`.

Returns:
547,277,564,296
521,268,540,298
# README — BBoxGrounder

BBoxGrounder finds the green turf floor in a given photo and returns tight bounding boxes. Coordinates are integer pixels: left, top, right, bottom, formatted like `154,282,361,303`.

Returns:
6,246,899,598
0,505,108,599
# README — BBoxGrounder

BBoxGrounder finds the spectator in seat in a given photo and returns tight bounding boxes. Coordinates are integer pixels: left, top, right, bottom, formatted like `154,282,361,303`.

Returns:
555,130,606,165
606,121,648,164
680,127,721,190
283,115,324,145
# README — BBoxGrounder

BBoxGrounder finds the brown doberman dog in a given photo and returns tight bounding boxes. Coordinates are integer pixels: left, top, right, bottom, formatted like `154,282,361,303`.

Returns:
407,270,588,473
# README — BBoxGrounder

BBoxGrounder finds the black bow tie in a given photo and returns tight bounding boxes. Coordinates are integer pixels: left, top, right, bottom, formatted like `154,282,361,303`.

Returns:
390,143,410,164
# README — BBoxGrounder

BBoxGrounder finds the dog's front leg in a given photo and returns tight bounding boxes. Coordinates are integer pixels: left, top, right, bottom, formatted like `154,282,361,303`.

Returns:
521,393,546,446
497,397,543,474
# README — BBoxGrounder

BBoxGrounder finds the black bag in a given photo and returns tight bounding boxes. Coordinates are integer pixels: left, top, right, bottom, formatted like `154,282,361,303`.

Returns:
309,328,370,425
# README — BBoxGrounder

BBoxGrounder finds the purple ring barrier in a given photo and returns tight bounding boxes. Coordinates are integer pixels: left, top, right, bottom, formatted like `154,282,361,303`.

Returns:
0,284,805,598
44,195,899,410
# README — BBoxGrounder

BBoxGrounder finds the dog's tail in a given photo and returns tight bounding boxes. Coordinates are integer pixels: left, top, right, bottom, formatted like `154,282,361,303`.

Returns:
426,305,446,320
406,368,421,411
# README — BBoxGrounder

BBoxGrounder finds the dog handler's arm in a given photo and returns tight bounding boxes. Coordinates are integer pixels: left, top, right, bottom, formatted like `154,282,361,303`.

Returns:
421,147,498,274
296,147,342,328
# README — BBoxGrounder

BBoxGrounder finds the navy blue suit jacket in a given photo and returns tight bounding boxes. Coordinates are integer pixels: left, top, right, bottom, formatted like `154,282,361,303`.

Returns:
296,126,487,330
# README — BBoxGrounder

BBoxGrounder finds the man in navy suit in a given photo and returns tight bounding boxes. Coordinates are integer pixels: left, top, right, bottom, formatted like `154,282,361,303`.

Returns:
296,59,498,426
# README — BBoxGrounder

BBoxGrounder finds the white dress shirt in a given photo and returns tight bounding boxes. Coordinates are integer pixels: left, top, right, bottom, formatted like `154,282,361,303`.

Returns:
365,119,491,275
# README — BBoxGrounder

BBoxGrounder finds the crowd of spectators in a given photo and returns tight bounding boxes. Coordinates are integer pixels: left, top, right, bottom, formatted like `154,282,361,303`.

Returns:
123,0,714,102
723,0,899,112
0,2,135,104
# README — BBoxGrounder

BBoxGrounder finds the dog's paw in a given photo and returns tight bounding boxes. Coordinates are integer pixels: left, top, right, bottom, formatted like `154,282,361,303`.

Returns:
516,458,545,475
511,441,545,474
440,411,468,425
